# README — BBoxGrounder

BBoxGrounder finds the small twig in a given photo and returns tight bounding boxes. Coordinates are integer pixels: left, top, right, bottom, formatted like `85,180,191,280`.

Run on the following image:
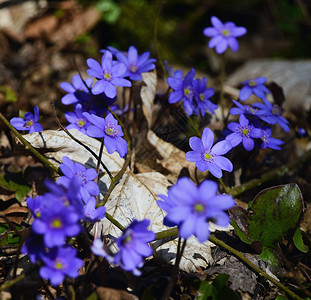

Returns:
0,112,59,174
52,103,113,180
228,148,311,197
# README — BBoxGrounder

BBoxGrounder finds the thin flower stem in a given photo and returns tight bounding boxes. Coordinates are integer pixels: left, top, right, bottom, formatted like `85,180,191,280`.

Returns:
218,177,229,194
96,138,105,176
161,238,187,300
0,273,26,292
97,152,131,207
208,235,304,300
219,53,226,121
52,104,113,180
228,148,311,197
0,112,59,174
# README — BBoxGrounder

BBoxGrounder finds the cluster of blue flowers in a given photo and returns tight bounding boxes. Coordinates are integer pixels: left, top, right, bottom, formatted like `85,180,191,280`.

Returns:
167,67,217,117
7,13,293,288
23,157,106,286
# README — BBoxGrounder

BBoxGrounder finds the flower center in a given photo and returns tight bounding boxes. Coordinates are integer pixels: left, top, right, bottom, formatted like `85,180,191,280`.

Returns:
35,209,41,218
104,122,119,137
237,125,252,138
261,134,269,144
184,86,193,99
222,28,231,37
104,72,112,81
272,104,281,116
249,80,257,86
51,218,62,229
193,202,206,215
202,151,214,162
25,120,34,128
129,65,138,72
77,119,86,128
76,171,87,184
199,93,205,102
246,106,258,115
55,261,63,270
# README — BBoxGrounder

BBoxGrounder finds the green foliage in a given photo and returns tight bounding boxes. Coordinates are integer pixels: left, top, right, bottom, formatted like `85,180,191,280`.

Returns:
0,224,21,246
231,184,304,267
196,274,239,300
0,169,31,202
96,0,121,24
0,86,17,103
293,228,309,253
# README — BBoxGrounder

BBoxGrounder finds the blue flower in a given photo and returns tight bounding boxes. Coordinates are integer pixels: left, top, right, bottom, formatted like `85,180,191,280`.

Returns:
87,50,132,98
108,45,156,81
10,106,43,133
157,177,235,242
32,199,81,247
83,197,106,222
203,16,246,54
57,156,99,202
167,68,196,116
60,74,93,105
226,114,263,151
39,246,83,286
114,219,155,275
253,98,290,132
239,77,270,101
185,127,233,178
193,77,218,116
260,127,284,150
164,60,183,78
229,100,259,117
65,104,91,135
83,112,128,157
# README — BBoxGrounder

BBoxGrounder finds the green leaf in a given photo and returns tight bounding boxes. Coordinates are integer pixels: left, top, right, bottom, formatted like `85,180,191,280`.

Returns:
96,0,121,24
0,174,31,202
86,291,98,300
293,228,309,253
196,274,239,300
0,86,17,102
231,184,303,266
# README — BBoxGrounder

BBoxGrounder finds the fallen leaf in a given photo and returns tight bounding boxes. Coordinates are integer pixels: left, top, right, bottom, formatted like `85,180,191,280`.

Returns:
22,129,232,272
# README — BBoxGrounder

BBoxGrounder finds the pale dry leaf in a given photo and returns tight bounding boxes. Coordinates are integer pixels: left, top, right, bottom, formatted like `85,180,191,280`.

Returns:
146,129,208,182
140,70,157,128
22,129,232,272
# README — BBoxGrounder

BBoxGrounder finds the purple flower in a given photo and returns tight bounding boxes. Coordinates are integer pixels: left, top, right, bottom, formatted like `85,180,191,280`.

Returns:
32,179,81,248
193,77,217,116
39,246,83,286
57,156,99,202
86,50,131,98
185,127,233,178
91,238,114,263
83,197,106,222
108,45,156,81
167,68,196,116
114,219,155,275
260,127,283,150
239,77,270,101
164,61,183,79
10,106,43,133
65,104,91,135
253,98,290,132
60,74,93,105
22,233,46,264
26,195,43,218
203,16,246,54
83,112,128,157
157,177,235,242
226,114,263,151
230,100,259,117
